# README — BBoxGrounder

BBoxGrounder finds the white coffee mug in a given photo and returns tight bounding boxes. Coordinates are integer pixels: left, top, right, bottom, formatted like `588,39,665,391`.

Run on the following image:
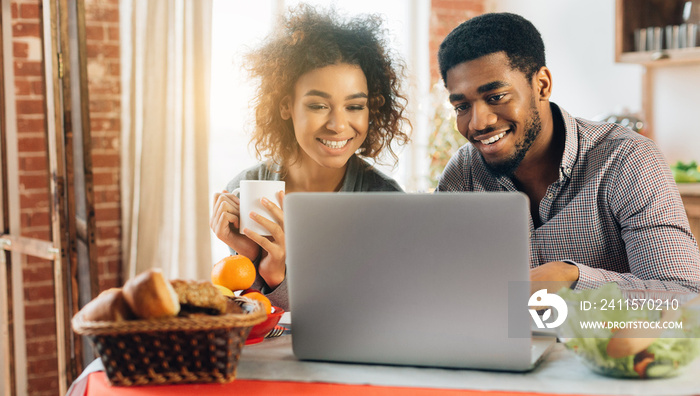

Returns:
232,180,285,236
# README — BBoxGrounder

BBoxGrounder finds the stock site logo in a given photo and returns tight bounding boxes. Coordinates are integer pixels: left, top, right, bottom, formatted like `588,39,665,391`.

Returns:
528,289,568,329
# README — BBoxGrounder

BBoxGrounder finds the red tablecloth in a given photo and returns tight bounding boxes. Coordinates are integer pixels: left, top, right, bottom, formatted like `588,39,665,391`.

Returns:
84,371,586,396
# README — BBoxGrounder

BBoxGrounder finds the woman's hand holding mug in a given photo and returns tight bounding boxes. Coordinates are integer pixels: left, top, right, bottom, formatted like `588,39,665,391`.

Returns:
210,181,286,288
243,190,286,289
210,190,261,261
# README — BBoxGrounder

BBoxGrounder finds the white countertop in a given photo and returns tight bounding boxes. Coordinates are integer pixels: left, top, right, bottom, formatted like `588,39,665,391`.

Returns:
238,335,700,396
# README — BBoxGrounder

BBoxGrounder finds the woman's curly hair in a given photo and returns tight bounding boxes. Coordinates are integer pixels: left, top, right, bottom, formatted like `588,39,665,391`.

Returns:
245,4,411,168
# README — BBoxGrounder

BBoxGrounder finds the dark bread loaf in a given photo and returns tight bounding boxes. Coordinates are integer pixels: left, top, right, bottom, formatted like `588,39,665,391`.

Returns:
170,279,228,316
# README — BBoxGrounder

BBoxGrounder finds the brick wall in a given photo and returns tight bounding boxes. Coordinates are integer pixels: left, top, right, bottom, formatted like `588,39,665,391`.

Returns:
12,1,58,393
84,0,121,293
8,0,122,394
429,0,485,85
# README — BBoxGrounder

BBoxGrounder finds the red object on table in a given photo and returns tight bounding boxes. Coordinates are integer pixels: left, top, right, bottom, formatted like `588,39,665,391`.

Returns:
245,306,284,345
84,371,589,396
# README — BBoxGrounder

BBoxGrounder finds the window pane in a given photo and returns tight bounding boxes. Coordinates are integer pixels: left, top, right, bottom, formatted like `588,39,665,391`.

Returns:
209,0,276,260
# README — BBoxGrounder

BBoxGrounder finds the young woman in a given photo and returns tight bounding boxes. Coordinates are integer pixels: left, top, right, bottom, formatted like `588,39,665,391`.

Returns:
210,5,410,310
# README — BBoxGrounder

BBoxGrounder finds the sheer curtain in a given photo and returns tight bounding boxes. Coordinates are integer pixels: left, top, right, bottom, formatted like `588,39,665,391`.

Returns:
121,0,213,280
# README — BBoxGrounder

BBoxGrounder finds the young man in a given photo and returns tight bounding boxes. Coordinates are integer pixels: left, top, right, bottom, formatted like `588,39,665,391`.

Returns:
436,13,700,293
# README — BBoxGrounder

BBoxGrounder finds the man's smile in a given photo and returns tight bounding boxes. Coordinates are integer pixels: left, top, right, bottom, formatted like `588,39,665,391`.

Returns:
479,131,507,145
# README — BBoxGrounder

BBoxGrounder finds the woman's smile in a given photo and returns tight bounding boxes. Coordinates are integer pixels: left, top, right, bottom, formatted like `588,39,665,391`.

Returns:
317,137,353,150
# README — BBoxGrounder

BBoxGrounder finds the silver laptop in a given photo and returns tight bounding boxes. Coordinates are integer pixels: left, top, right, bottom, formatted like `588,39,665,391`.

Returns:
284,192,554,371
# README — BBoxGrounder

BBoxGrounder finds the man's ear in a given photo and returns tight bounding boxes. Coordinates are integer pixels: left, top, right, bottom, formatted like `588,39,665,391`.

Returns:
280,96,292,120
533,66,552,101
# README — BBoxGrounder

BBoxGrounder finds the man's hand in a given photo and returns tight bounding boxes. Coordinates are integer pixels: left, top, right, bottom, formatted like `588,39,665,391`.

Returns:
530,261,579,296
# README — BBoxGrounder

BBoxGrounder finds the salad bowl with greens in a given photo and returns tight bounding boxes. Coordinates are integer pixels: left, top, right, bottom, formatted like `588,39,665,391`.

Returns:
556,283,700,379
671,160,700,183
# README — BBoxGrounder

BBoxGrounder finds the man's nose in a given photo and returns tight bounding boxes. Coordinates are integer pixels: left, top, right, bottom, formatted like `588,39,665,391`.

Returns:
468,103,497,132
326,109,347,133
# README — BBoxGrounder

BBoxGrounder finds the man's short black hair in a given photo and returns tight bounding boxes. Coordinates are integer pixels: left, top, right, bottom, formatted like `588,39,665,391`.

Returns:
438,13,546,84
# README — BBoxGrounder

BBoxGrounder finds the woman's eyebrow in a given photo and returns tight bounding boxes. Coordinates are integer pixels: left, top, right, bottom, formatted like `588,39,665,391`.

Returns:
345,92,368,100
304,89,331,98
303,90,368,100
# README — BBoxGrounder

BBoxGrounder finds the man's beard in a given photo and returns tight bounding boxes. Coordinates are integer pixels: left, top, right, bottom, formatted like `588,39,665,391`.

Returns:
484,104,542,177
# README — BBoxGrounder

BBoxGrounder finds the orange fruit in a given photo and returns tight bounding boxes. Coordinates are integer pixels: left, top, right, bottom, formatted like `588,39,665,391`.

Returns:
242,291,272,314
213,283,234,297
211,255,256,292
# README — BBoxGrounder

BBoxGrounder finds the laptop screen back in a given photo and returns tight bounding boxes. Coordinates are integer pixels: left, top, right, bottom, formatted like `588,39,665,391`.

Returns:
284,192,534,370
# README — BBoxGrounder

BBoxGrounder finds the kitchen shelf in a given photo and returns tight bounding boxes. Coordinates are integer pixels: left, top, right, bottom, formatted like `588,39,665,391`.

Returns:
615,0,700,139
615,0,700,65
617,47,700,66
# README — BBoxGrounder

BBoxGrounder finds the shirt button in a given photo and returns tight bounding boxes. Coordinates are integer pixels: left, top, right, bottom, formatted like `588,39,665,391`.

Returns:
564,167,571,175
547,193,554,199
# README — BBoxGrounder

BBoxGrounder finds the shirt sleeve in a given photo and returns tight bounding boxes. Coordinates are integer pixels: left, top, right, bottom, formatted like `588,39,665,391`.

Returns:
246,257,289,311
574,139,700,293
260,279,289,311
436,146,469,192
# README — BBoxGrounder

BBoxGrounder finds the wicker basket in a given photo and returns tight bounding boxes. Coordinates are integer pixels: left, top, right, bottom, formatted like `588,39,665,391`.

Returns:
72,297,266,386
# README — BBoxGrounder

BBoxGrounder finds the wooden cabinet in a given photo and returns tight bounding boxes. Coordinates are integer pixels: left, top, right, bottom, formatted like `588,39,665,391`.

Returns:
678,184,700,243
616,0,700,66
615,0,700,138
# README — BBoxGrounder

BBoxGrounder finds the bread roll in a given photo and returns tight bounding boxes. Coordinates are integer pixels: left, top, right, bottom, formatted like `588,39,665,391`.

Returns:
123,269,180,319
170,279,227,315
80,288,134,322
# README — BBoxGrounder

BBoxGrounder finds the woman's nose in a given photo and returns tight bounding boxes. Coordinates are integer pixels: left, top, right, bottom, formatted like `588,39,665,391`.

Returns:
326,109,347,133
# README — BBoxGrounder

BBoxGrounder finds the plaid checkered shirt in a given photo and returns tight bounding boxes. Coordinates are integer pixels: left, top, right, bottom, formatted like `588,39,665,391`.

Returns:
436,104,700,294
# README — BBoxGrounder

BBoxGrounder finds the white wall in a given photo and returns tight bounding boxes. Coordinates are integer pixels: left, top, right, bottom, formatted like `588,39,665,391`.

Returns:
490,0,700,163
653,64,700,163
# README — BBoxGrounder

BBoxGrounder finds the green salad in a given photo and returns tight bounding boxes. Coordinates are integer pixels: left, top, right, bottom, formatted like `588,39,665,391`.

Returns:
671,160,700,183
557,284,700,379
